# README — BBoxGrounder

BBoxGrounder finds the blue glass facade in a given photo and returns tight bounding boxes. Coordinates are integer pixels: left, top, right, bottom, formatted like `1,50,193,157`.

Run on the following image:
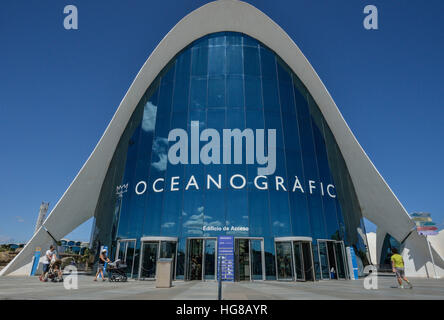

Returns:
91,32,369,280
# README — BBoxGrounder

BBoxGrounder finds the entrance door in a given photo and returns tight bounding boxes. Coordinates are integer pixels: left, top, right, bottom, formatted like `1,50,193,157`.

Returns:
186,238,264,281
327,241,337,279
301,242,314,281
204,239,216,280
293,242,304,281
235,239,250,281
138,237,177,280
318,240,347,280
186,238,217,281
116,239,136,278
234,238,264,281
250,239,264,280
139,242,158,279
276,242,293,280
334,241,347,279
275,238,315,282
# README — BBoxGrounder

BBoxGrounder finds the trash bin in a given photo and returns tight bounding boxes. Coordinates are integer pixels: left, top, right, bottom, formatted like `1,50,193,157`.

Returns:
156,258,173,288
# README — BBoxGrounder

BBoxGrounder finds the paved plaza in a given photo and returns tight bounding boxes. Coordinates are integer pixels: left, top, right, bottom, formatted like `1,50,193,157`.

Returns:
0,274,443,300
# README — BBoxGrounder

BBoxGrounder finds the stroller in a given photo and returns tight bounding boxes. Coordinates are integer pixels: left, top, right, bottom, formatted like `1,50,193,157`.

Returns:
44,259,63,282
107,259,128,282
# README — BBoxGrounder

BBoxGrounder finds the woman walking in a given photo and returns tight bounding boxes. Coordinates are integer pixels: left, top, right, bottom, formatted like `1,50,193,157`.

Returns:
94,249,111,281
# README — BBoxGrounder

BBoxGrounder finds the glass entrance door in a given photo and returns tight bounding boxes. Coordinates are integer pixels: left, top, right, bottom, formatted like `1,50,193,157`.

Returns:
301,242,314,281
116,239,137,278
276,242,293,280
186,238,264,281
186,238,217,281
235,239,250,281
138,237,177,280
250,239,264,280
204,239,216,280
318,241,330,279
234,238,264,281
293,242,304,281
187,239,203,280
334,242,347,279
275,238,315,281
317,240,347,280
139,242,158,279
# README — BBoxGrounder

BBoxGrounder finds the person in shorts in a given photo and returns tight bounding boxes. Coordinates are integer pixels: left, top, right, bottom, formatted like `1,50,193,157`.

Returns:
94,249,110,281
391,248,412,289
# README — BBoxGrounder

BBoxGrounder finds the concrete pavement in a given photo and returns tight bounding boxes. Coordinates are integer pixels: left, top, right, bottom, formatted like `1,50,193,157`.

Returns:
0,274,443,300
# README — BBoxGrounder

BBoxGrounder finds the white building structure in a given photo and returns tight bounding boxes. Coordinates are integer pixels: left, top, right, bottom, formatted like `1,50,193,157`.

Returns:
1,0,443,279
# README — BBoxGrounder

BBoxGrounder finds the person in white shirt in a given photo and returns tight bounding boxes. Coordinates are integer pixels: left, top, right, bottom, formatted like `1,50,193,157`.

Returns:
39,245,56,282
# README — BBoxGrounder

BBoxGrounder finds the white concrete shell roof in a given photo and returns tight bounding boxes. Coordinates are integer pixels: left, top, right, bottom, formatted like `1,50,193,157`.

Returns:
2,0,438,276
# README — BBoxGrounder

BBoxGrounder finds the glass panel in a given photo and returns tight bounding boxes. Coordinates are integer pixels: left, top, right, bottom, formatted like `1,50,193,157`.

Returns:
187,239,203,280
208,45,226,76
208,76,225,108
318,241,330,279
191,46,208,76
175,239,186,280
293,242,304,281
236,239,250,281
275,242,293,280
335,242,346,279
302,242,314,281
312,243,321,280
125,240,135,278
140,242,158,279
251,240,263,280
117,241,126,262
160,241,176,258
327,241,337,279
265,238,276,280
204,239,216,280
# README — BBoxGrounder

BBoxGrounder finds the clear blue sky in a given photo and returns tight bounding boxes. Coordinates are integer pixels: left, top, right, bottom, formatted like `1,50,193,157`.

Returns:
0,0,443,243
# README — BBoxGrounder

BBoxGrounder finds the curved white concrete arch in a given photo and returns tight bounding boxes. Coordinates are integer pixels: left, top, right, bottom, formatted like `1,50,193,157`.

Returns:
2,0,441,276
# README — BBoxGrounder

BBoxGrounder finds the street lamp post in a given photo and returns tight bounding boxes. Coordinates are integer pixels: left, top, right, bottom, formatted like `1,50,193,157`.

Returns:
115,184,128,238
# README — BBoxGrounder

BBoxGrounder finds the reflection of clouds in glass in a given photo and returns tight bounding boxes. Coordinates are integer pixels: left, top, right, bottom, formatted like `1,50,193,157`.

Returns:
186,229,202,235
183,212,204,235
183,209,222,234
141,102,157,132
242,216,248,220
161,222,175,229
151,137,168,171
183,213,204,228
273,221,285,228
207,220,223,227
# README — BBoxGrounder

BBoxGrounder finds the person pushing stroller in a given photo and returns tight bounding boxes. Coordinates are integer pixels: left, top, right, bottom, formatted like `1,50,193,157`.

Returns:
46,256,63,282
39,245,63,282
94,248,111,281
